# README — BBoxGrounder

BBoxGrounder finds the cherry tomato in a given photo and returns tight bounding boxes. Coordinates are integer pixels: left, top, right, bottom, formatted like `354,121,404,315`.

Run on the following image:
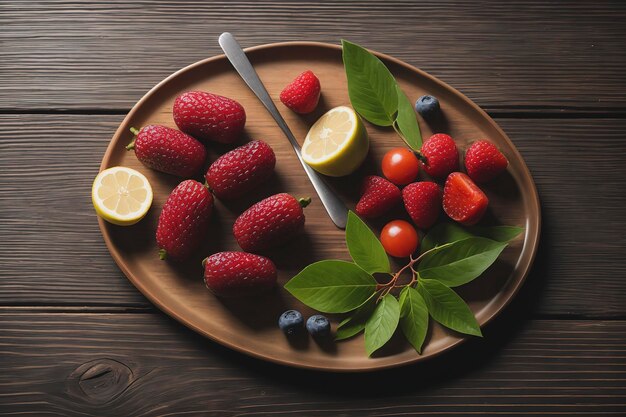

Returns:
381,147,420,185
380,220,419,258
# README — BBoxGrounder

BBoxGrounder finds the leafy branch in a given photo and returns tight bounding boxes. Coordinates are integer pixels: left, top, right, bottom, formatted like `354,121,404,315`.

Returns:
342,40,423,151
284,212,523,356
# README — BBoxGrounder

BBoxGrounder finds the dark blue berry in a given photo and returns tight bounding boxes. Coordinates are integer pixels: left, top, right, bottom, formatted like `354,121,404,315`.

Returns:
306,314,331,337
278,310,304,335
415,95,440,118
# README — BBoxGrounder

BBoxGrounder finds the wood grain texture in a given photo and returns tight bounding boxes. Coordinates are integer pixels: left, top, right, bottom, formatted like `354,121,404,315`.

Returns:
0,312,625,416
0,115,624,316
0,0,624,411
1,0,625,111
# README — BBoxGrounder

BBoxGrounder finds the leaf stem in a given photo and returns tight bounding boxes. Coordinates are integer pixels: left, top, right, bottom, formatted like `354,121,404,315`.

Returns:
378,244,443,293
393,120,423,155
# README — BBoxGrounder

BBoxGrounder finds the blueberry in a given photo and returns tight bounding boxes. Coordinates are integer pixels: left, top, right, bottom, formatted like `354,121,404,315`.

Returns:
306,314,331,337
415,95,440,118
278,310,304,335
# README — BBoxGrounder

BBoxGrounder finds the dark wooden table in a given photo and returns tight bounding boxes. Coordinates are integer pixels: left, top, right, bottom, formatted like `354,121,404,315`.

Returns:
1,1,626,415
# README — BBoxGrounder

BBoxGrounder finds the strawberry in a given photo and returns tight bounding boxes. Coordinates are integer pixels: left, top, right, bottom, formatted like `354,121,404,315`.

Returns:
464,140,509,183
402,181,442,229
233,193,309,253
156,180,214,261
279,70,321,114
420,134,459,178
203,251,277,297
205,140,276,200
173,91,246,144
355,175,401,218
126,125,206,177
443,172,488,226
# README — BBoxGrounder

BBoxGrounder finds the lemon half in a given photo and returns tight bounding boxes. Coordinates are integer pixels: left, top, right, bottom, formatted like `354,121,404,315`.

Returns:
302,106,369,177
92,166,153,226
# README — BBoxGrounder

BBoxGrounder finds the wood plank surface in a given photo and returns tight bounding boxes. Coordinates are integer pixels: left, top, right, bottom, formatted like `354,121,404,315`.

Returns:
1,0,625,112
1,114,624,316
0,312,625,416
1,0,625,414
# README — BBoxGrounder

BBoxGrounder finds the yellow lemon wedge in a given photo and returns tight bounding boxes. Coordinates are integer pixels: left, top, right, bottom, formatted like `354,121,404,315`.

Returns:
92,166,153,226
302,106,369,177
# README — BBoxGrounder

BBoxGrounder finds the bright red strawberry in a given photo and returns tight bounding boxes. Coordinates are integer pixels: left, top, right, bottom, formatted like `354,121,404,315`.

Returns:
233,193,309,253
355,175,401,218
464,140,509,183
203,251,277,297
443,172,488,226
173,91,246,144
156,180,214,261
402,181,442,229
205,140,276,200
126,125,206,177
279,70,321,114
420,134,459,178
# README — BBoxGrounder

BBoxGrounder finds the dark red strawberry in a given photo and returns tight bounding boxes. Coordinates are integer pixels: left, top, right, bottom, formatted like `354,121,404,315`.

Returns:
126,125,206,177
156,180,214,261
402,181,442,229
279,70,321,114
464,140,509,183
203,251,277,297
443,172,488,226
355,175,401,218
173,91,246,144
205,140,276,200
420,134,459,178
233,193,309,253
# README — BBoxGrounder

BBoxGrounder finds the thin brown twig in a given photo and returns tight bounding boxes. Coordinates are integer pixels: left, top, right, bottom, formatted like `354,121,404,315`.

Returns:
377,244,443,294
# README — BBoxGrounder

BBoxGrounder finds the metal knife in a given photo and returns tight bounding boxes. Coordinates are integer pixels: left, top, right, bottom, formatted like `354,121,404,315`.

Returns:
218,32,348,229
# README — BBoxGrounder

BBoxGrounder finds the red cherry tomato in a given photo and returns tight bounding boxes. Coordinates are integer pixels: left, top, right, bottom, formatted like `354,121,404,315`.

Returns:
380,220,419,258
381,147,420,185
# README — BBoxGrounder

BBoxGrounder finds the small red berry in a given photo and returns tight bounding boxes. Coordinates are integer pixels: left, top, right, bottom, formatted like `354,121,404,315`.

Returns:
355,176,401,219
233,193,309,253
127,125,206,178
203,251,277,297
443,172,489,226
173,91,246,144
205,140,276,200
380,220,419,258
464,140,509,183
420,134,459,178
156,180,214,261
402,181,442,229
381,147,420,185
279,70,321,114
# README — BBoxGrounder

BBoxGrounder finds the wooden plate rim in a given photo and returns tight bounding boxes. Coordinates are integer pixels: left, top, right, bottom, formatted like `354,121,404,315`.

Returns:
97,41,541,372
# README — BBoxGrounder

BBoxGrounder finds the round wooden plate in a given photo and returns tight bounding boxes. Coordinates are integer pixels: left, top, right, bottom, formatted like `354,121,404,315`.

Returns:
98,42,540,372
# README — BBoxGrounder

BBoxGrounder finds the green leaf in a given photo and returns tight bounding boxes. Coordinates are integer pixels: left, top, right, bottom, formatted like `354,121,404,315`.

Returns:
346,211,390,274
394,85,422,150
469,225,524,242
364,294,400,356
335,293,378,341
399,286,429,353
284,260,377,313
420,222,473,253
418,279,482,337
421,222,524,253
342,39,397,126
417,237,507,287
